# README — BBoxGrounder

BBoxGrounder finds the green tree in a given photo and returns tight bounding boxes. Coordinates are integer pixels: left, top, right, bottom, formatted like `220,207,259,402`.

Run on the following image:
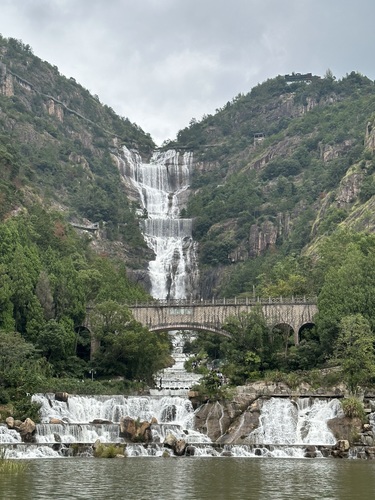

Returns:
257,255,312,297
36,319,76,363
0,330,47,398
333,314,375,394
0,264,15,331
221,309,273,383
316,238,375,352
91,301,171,383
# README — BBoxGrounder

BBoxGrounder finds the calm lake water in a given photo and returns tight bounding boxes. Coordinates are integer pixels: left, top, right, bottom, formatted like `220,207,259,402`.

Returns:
1,457,375,500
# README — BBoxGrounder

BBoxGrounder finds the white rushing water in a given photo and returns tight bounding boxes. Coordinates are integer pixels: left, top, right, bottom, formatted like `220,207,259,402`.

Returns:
119,147,198,300
1,394,343,459
248,398,342,446
118,146,201,393
0,146,346,460
33,394,196,428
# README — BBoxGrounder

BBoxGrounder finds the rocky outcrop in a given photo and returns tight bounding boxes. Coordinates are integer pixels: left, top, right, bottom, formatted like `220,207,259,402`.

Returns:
320,140,353,162
0,63,14,96
194,389,263,443
119,416,153,443
6,416,37,443
55,392,69,403
19,418,37,443
250,136,301,172
327,416,362,443
335,169,363,206
227,213,290,262
49,418,65,425
163,433,187,456
45,98,64,122
365,120,375,152
331,439,350,458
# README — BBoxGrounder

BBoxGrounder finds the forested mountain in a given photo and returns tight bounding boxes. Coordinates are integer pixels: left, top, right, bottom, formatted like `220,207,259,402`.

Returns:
168,71,375,299
0,35,154,265
1,34,375,399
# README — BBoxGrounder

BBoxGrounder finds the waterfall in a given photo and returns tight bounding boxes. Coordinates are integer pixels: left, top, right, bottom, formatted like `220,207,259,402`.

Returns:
119,147,198,300
0,394,348,458
117,147,201,393
33,394,196,429
248,398,341,446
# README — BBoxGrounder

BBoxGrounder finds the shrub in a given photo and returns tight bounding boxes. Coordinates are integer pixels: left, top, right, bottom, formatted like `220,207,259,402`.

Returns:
0,388,10,405
12,398,42,422
93,443,125,458
0,448,28,472
341,397,366,421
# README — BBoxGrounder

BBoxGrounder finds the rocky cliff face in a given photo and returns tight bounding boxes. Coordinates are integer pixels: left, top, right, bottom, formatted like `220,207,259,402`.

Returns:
335,168,364,206
365,119,375,152
0,62,14,96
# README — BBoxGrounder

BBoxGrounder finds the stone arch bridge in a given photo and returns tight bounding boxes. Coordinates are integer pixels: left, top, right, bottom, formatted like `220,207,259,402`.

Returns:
129,297,318,345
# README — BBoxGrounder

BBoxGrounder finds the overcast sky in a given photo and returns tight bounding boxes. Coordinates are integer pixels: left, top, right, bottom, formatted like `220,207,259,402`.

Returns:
1,0,374,145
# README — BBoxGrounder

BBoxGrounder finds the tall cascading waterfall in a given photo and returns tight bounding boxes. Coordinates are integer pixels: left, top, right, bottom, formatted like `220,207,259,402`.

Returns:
119,147,198,300
117,147,201,393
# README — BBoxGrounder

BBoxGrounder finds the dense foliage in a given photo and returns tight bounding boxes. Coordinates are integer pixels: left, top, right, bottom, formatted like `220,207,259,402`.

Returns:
169,72,375,303
186,229,375,392
0,209,171,415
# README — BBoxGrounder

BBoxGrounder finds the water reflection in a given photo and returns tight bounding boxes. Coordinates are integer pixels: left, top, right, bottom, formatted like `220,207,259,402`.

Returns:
1,458,375,500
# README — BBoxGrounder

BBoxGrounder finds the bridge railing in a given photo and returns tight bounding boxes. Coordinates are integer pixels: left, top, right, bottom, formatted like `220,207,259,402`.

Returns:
129,296,318,307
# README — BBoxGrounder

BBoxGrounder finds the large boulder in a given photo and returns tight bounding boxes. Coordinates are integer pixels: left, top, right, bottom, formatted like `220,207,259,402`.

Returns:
5,416,15,428
163,433,186,456
119,416,152,443
328,416,362,443
163,433,177,449
18,418,37,443
55,392,69,403
120,417,137,440
138,421,152,443
174,439,187,456
49,418,65,425
331,440,350,458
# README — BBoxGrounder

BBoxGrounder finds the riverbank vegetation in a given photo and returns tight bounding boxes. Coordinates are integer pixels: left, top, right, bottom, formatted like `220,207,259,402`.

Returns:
0,448,28,472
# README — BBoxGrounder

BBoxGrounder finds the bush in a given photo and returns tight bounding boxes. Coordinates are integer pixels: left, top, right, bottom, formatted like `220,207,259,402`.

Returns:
94,443,125,458
12,398,42,423
0,388,10,405
341,397,366,421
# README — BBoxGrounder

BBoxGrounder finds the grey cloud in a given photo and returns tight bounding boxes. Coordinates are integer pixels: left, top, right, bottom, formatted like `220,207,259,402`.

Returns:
1,0,375,143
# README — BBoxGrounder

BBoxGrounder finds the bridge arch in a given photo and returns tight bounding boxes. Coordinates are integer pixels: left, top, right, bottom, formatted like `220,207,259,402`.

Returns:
298,322,316,343
74,325,92,361
148,323,231,337
270,322,296,350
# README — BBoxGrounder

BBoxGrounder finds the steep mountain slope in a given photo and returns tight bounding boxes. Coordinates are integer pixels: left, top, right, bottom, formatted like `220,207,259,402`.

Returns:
169,72,375,296
1,35,375,301
0,36,154,266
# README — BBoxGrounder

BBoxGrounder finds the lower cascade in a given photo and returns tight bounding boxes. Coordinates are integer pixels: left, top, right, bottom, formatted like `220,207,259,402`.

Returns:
248,398,340,445
0,394,352,459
